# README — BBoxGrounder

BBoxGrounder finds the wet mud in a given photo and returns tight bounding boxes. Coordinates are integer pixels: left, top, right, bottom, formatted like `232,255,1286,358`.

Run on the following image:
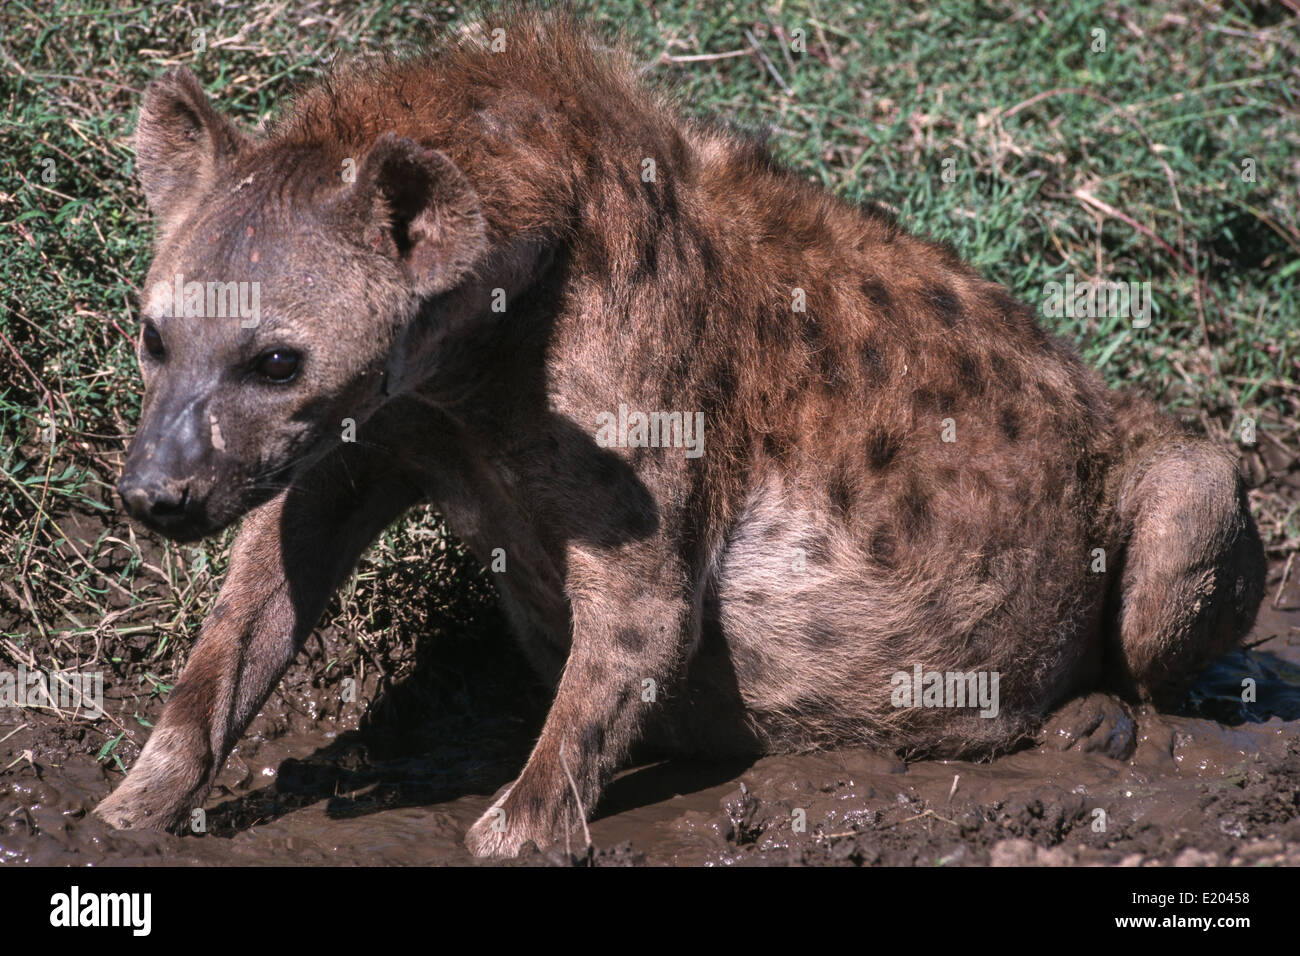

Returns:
3,554,1299,867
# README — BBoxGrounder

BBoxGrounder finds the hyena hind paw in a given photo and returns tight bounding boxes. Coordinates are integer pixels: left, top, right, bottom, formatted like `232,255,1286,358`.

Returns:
1037,692,1138,761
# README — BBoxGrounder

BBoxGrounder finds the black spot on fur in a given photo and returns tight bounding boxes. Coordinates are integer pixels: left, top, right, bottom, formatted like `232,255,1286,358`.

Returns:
992,289,1049,347
925,283,963,328
869,527,898,567
763,430,793,462
827,352,851,387
683,220,722,275
734,129,780,172
913,387,956,413
701,354,739,413
755,307,793,349
799,313,827,350
804,619,839,647
800,316,848,388
861,278,893,311
634,230,660,279
899,481,932,536
860,341,887,386
999,406,1021,442
866,430,901,470
616,683,637,710
989,352,1022,391
956,354,985,396
933,240,964,269
1075,451,1100,487
614,626,646,653
829,469,854,519
582,657,609,685
712,355,738,395
861,202,901,238
580,723,606,761
662,351,692,400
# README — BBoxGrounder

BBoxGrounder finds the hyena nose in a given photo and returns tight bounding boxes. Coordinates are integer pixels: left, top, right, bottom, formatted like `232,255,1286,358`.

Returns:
117,473,189,521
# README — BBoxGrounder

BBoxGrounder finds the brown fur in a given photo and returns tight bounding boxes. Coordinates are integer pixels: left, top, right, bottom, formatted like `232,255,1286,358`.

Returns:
96,10,1265,856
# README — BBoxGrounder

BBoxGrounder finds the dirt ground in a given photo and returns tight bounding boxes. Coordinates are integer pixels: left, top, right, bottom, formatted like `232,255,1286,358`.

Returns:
2,463,1299,867
4,592,1299,868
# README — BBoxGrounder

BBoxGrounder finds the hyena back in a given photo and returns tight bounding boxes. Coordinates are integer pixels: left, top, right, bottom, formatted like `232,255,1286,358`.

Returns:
97,12,1264,856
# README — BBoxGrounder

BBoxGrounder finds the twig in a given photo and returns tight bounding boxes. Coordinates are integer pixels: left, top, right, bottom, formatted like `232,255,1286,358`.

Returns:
558,739,593,851
0,723,28,745
769,16,799,81
660,49,749,64
4,750,36,772
744,29,792,96
892,808,959,827
999,86,1090,122
1275,553,1295,609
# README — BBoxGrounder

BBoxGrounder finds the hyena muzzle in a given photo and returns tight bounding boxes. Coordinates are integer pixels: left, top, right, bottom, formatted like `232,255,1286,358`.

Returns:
96,12,1265,857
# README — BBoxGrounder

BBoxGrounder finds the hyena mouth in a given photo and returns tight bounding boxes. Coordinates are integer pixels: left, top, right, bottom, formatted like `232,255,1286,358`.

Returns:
125,491,216,543
244,459,301,503
148,461,301,542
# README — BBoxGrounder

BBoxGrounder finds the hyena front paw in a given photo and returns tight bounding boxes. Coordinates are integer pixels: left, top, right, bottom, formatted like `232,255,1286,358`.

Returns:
94,730,212,832
95,777,196,832
464,778,584,858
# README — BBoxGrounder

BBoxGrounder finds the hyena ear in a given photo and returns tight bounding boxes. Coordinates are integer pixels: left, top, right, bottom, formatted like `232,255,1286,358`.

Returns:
135,68,246,231
332,133,488,298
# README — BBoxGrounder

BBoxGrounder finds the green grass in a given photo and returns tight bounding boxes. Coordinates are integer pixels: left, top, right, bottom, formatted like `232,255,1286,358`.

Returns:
1,0,1298,717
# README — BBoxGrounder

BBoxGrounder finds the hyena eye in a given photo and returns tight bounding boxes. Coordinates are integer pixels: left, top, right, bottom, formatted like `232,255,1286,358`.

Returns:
142,323,165,359
254,349,301,383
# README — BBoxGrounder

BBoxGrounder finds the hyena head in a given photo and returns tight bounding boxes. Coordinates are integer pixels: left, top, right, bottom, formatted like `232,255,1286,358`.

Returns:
120,67,492,541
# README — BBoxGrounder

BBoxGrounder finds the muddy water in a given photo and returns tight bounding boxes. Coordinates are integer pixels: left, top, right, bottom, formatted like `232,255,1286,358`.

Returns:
3,570,1299,867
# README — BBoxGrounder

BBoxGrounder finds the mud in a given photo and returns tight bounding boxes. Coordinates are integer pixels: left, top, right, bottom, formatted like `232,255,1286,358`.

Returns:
1,545,1296,868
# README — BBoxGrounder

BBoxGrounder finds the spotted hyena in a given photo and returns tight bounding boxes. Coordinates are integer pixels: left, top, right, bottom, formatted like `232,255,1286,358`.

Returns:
96,10,1265,856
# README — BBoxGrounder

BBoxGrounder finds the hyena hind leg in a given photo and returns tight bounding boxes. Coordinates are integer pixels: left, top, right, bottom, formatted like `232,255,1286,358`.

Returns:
1107,437,1266,707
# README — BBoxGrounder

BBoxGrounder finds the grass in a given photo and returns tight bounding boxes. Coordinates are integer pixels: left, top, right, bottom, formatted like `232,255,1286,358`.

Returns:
1,0,1298,753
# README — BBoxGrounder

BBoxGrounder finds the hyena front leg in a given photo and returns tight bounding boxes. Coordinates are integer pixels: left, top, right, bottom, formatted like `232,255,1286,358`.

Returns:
465,543,693,857
96,449,420,831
